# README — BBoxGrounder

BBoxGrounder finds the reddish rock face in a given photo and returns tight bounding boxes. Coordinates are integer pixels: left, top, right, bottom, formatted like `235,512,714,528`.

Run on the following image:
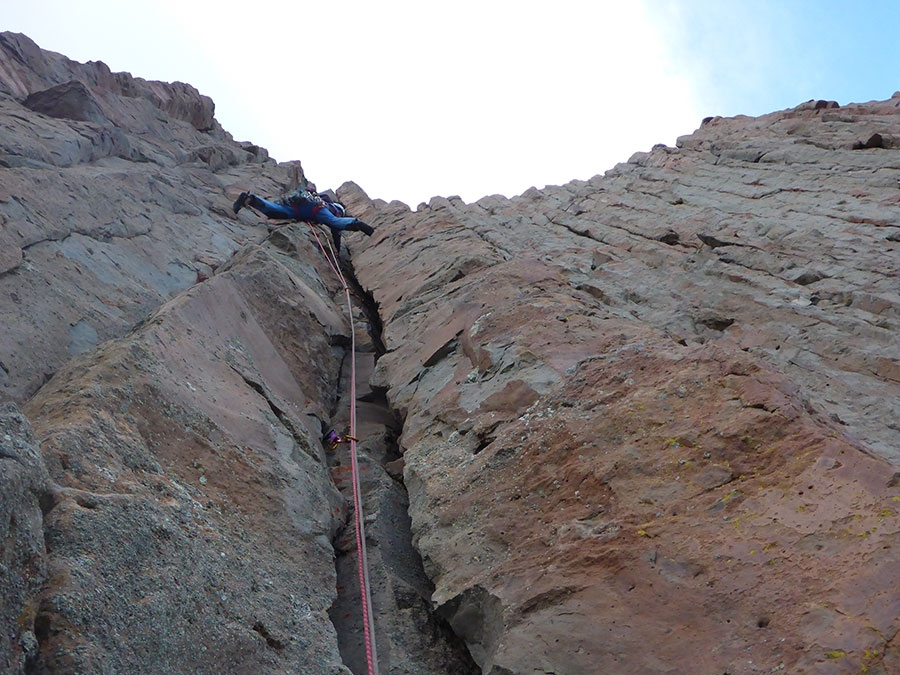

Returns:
347,98,900,672
3,30,900,675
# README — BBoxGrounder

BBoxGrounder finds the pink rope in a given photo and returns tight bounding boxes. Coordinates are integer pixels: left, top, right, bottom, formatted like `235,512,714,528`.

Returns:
307,224,380,675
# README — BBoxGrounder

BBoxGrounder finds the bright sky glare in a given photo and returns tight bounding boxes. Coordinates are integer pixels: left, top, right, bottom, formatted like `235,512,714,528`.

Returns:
6,1,900,206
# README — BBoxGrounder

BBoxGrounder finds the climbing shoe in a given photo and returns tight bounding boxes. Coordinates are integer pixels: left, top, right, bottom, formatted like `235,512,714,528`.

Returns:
232,191,249,214
354,220,375,236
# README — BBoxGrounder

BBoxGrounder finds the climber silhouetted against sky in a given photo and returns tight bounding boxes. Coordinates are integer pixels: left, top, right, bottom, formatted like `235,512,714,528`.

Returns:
233,186,374,251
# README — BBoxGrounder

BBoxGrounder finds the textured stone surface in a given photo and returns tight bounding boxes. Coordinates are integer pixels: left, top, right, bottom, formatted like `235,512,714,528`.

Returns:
0,31,270,402
23,80,108,124
21,236,352,674
0,404,50,675
347,96,900,673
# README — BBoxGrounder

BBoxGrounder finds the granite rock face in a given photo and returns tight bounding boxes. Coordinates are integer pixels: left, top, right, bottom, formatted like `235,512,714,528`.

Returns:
2,31,899,675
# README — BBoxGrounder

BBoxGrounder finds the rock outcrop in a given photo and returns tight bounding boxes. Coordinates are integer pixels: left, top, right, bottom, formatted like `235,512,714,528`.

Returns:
346,98,900,673
0,30,270,404
1,32,898,675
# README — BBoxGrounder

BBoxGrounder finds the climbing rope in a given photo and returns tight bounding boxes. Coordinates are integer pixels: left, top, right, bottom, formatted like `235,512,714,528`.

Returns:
307,223,380,675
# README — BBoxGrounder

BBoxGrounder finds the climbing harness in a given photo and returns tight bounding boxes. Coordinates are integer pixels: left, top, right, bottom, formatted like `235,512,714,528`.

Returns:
308,222,380,675
280,189,324,221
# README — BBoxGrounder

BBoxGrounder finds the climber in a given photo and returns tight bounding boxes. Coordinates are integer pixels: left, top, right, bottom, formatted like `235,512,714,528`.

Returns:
323,428,357,451
232,186,374,251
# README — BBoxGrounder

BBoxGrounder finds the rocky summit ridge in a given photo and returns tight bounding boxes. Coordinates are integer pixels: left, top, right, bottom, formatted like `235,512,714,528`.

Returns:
1,31,899,675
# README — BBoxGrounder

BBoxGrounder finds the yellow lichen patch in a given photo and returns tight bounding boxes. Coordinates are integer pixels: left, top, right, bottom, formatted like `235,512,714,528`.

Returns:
719,489,741,504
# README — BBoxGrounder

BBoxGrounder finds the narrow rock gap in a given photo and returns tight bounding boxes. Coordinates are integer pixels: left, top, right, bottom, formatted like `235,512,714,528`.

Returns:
324,250,479,675
18,224,152,253
0,264,21,280
251,621,285,650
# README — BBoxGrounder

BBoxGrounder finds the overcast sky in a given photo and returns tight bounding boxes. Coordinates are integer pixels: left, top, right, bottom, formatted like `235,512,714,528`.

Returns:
6,1,900,206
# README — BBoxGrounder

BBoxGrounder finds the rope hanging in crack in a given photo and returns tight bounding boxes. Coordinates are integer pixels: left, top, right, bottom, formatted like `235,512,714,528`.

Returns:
307,223,380,675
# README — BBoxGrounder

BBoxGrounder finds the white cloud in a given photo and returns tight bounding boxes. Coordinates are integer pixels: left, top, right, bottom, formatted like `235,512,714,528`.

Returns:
4,1,714,205
225,1,709,205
